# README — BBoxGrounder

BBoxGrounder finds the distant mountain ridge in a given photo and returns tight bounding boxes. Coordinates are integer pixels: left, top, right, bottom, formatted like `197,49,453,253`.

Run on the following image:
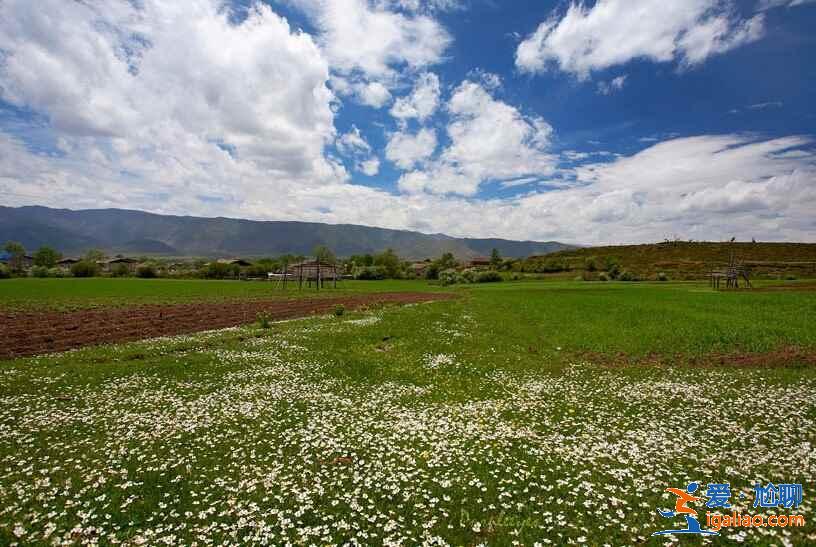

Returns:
0,206,575,259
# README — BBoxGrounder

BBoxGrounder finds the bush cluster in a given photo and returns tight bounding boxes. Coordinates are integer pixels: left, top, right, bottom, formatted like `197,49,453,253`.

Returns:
438,268,503,286
618,270,639,282
111,264,131,277
201,262,240,279
136,264,158,278
70,260,99,278
354,266,386,280
31,266,50,278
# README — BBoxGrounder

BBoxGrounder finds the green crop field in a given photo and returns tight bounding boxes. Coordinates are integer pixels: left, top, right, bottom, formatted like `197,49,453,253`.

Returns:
0,278,442,311
2,280,815,545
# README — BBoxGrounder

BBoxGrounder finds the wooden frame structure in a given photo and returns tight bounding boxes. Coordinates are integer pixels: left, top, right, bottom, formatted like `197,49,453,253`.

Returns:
710,248,752,289
273,258,340,290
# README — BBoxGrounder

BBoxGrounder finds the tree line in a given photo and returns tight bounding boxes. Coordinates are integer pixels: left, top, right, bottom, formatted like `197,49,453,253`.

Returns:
1,241,514,281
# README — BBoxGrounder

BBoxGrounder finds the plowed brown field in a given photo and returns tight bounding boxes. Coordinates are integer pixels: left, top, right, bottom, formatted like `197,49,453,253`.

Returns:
0,292,455,359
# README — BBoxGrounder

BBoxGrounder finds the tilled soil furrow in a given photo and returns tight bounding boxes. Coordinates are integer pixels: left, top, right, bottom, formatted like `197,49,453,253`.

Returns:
0,292,455,359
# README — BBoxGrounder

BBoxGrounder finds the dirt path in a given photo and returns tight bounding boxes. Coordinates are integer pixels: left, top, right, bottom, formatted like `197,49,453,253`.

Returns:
0,292,455,360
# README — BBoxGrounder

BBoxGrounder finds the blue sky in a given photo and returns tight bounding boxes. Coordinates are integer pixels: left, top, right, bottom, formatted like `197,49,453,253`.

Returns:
0,0,814,244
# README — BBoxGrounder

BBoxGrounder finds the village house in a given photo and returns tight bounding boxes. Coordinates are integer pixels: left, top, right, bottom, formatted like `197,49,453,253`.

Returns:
409,261,430,277
56,257,80,271
0,251,33,270
467,256,492,268
99,257,140,273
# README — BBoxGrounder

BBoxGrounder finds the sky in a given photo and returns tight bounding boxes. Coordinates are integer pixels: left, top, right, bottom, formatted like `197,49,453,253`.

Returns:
0,0,815,245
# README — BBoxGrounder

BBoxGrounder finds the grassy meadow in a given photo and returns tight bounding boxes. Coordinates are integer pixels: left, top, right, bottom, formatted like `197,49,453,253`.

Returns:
0,278,443,311
1,279,815,545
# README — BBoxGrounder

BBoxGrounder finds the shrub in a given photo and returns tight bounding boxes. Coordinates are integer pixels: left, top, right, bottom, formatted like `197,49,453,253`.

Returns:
427,253,458,280
111,263,131,277
584,256,598,272
0,264,10,279
618,270,636,282
136,264,157,278
355,266,386,280
333,304,346,317
460,268,477,283
598,272,609,282
257,312,272,329
31,266,50,278
202,262,238,279
48,267,66,278
438,268,460,286
604,257,621,278
657,272,669,282
71,260,99,278
510,272,523,281
475,270,502,283
785,274,797,281
537,258,569,273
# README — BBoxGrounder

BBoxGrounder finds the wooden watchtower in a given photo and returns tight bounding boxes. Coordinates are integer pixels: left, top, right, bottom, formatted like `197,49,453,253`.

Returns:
710,246,752,289
288,258,340,290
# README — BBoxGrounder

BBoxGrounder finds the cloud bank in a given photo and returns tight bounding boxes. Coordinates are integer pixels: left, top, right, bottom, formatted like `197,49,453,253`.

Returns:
0,0,813,246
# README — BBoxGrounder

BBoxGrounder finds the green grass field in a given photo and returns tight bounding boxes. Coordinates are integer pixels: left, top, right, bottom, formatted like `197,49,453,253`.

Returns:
0,278,443,310
1,280,815,545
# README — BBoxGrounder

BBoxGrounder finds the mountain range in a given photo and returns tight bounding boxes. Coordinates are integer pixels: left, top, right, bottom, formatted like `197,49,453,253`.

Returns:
0,206,574,260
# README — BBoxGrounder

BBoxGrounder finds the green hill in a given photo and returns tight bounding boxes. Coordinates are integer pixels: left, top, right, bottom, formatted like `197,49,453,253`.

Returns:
542,242,816,279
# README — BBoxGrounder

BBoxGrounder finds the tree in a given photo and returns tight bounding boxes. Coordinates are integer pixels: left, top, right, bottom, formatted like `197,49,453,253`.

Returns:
490,248,502,268
426,252,458,280
84,249,106,262
313,245,336,265
438,252,458,270
373,248,402,278
3,241,26,272
349,254,374,267
33,246,61,268
604,256,621,279
202,262,239,279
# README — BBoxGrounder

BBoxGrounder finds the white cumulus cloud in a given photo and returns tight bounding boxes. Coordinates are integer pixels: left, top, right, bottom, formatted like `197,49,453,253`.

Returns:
0,0,338,181
385,128,437,169
390,72,441,121
516,0,765,78
397,80,556,196
336,125,381,175
291,0,451,80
